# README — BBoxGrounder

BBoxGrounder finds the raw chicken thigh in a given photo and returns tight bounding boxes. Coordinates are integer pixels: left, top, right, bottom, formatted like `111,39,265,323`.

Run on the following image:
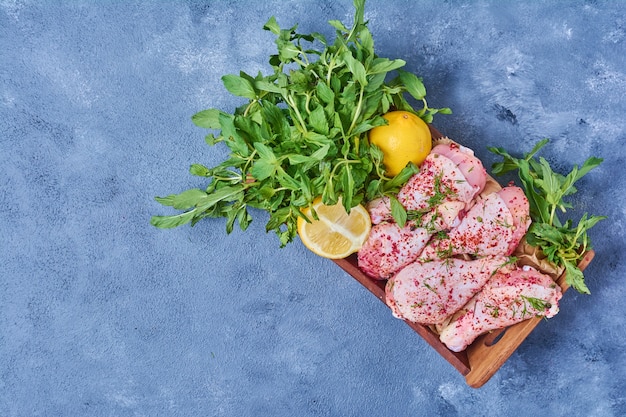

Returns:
438,267,562,352
421,186,531,260
386,256,511,324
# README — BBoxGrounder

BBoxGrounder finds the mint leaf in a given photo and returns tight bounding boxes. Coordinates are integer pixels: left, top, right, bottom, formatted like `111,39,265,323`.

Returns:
342,51,367,85
192,109,222,129
397,70,426,100
222,74,256,99
150,210,197,229
390,196,407,228
328,20,348,32
369,58,406,75
189,164,210,177
309,105,329,135
263,16,281,35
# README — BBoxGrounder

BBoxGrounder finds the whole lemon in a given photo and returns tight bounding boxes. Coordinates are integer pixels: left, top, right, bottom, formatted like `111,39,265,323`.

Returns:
368,111,432,176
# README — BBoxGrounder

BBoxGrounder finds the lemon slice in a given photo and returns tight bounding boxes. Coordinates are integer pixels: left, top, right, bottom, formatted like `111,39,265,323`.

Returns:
297,198,371,259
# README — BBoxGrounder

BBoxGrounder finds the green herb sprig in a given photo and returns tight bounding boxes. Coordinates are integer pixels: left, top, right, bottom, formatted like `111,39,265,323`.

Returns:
151,0,450,246
489,139,606,294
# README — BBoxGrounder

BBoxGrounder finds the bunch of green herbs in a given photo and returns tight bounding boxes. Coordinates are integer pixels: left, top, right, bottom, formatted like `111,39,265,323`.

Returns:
151,0,450,246
489,139,605,294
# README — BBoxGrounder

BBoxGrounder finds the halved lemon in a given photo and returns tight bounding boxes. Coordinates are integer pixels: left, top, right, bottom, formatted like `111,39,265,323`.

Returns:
297,198,371,259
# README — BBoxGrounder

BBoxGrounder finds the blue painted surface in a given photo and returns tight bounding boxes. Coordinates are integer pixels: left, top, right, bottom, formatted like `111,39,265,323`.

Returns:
1,1,625,415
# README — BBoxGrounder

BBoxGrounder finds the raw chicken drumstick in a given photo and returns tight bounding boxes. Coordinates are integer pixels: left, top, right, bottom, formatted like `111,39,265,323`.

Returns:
367,142,487,224
438,267,562,352
420,186,531,260
386,256,512,325
357,220,431,280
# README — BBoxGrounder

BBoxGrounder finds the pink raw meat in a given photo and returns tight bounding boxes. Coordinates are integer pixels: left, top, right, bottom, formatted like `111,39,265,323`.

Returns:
385,256,511,325
421,186,531,259
439,267,562,352
366,143,487,224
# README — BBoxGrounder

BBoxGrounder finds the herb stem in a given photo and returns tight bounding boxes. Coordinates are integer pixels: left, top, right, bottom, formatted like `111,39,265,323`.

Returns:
549,204,557,226
329,158,359,178
285,94,308,133
326,58,335,85
243,100,257,117
298,47,310,66
242,149,258,178
347,84,365,136
304,92,312,114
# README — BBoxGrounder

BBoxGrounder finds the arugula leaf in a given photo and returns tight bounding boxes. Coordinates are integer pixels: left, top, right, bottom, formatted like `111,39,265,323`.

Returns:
563,261,589,295
152,0,450,246
489,140,606,293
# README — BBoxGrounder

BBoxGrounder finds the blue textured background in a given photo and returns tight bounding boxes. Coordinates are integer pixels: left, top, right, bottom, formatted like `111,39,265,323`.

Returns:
2,1,625,416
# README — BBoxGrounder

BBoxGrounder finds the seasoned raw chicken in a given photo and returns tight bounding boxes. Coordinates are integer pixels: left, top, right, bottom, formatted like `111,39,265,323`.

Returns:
366,196,395,225
386,256,512,324
359,142,490,279
366,143,487,224
411,143,488,208
357,203,465,279
438,267,562,352
421,186,531,259
357,220,431,279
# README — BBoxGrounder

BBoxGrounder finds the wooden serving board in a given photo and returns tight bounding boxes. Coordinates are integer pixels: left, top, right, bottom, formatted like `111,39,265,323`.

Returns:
333,125,596,388
333,250,594,388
